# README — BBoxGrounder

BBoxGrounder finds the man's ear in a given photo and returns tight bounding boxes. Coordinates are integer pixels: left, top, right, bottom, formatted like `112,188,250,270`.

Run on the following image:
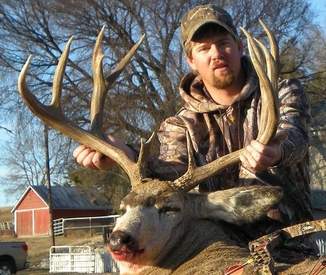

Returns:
186,55,197,72
190,185,282,225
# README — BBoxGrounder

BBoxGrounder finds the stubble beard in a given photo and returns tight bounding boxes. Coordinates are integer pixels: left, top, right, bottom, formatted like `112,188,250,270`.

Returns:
212,70,235,89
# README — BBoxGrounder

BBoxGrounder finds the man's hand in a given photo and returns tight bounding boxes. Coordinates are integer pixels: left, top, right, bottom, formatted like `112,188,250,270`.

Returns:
73,145,115,170
240,139,283,173
73,135,136,170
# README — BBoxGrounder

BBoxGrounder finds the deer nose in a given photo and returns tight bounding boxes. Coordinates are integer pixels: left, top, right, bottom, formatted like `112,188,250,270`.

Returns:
109,230,138,251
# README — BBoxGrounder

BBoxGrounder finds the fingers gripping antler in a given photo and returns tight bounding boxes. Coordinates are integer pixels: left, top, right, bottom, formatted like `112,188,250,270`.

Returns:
18,27,146,186
174,20,279,192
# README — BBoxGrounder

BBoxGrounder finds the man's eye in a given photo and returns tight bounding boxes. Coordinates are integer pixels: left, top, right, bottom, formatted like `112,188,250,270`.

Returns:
197,45,209,52
219,41,231,48
158,206,180,214
201,47,209,51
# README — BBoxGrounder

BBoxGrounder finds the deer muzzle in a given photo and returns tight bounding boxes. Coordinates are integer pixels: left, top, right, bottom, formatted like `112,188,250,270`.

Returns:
108,230,144,262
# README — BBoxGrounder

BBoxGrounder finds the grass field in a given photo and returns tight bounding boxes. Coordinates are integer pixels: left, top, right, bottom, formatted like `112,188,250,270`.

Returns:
0,207,108,274
2,232,105,274
0,206,13,222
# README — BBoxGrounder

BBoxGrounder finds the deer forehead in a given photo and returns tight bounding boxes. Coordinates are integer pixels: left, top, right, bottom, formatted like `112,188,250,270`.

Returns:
121,180,185,208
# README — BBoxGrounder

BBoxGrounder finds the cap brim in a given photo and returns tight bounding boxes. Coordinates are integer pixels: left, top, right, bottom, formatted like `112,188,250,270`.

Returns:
187,19,238,43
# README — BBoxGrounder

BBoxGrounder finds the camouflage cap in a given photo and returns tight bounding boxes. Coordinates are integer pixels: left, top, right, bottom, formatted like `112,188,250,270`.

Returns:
180,5,239,47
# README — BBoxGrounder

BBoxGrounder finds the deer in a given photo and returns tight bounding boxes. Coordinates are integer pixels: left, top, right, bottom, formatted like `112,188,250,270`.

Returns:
18,22,324,274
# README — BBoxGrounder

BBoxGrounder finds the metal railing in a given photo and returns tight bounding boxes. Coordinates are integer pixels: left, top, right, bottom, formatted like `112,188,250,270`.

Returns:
53,218,64,236
52,215,120,236
0,221,14,236
49,245,119,273
0,221,13,231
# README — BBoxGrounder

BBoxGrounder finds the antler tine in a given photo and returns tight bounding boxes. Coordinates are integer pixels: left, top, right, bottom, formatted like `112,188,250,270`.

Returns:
18,29,146,187
90,27,145,136
174,145,242,192
136,132,156,182
89,26,147,185
18,35,73,123
107,33,145,85
51,37,74,109
173,132,196,191
240,28,269,135
241,25,278,144
257,19,279,119
90,25,106,136
259,19,279,77
173,22,279,191
242,20,279,136
253,36,279,133
253,38,276,90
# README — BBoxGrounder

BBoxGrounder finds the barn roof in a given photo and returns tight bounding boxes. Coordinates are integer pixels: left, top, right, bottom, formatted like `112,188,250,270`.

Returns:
12,185,110,212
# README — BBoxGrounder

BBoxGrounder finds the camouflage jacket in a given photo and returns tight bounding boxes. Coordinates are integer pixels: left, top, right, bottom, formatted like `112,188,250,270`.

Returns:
149,57,312,227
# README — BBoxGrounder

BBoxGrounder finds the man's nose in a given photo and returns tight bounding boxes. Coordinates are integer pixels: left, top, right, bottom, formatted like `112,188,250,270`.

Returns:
210,44,223,59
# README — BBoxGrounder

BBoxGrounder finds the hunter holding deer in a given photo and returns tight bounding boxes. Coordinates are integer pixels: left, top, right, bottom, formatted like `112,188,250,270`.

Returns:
18,3,322,273
73,5,311,239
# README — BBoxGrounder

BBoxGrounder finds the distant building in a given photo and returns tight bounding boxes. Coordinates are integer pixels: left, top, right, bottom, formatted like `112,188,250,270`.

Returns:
11,185,111,237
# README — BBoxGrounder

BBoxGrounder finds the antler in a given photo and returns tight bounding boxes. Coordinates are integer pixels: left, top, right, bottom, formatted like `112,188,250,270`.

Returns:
18,26,148,186
174,20,279,191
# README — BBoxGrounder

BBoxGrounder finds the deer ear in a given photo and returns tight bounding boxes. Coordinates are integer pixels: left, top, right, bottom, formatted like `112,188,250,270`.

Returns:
193,186,282,225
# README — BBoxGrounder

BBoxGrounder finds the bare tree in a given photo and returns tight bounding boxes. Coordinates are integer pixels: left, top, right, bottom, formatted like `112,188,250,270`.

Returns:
0,117,73,193
1,0,319,132
0,0,325,195
69,166,130,211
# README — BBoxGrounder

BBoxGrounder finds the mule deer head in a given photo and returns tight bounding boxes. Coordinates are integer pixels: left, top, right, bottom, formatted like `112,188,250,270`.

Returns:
18,21,282,273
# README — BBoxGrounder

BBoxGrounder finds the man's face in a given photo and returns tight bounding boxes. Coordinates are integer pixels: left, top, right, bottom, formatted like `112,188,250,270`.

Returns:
187,30,243,89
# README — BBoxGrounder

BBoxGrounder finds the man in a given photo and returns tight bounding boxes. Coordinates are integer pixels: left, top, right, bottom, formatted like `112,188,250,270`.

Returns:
74,5,312,238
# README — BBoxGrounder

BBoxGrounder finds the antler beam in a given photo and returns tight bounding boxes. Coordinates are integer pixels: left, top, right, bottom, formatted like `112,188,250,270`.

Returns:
18,27,146,186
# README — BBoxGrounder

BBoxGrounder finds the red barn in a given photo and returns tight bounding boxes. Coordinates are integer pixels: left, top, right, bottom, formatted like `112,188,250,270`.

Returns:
11,185,111,237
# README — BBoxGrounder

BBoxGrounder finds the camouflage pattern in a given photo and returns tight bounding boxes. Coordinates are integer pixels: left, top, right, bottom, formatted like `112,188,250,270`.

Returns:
149,56,312,231
180,4,239,48
249,218,326,273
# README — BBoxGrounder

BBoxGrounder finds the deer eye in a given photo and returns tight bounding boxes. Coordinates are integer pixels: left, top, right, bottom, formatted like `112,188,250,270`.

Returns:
119,207,127,215
158,206,180,214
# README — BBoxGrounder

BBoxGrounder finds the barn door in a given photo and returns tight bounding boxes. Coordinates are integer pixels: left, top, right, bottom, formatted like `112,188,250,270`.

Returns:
34,208,50,235
16,210,33,236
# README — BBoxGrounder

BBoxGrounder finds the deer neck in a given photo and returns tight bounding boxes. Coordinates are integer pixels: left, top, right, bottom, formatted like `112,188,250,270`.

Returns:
157,219,227,270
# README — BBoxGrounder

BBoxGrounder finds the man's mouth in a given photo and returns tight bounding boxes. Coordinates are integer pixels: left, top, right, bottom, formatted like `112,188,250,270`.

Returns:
212,63,228,70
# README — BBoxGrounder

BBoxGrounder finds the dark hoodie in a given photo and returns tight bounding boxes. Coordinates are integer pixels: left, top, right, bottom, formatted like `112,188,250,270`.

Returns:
149,56,312,227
